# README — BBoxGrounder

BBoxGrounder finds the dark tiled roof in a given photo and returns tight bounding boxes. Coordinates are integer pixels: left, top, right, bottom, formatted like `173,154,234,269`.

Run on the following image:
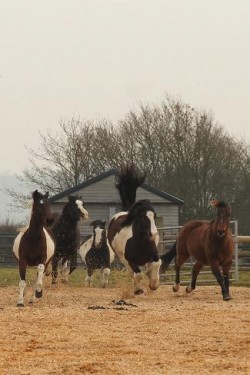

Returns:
49,169,184,205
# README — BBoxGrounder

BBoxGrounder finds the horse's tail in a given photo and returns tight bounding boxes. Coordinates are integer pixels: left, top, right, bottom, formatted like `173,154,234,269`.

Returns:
160,241,177,273
115,164,146,211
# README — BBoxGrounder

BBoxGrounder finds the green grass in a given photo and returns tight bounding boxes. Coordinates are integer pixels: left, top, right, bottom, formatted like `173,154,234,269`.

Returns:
0,266,249,288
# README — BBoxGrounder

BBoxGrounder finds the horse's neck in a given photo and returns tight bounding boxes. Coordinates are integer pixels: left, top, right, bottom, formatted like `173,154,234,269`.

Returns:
28,214,44,237
59,216,78,231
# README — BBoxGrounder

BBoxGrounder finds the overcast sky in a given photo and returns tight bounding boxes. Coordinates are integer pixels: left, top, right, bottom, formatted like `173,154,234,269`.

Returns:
0,0,250,220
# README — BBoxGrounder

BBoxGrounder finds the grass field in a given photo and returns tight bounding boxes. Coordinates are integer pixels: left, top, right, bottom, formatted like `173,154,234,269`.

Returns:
1,265,249,288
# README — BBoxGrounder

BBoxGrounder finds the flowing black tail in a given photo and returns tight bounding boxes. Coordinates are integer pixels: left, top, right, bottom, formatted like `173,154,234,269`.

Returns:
160,241,177,273
115,164,146,211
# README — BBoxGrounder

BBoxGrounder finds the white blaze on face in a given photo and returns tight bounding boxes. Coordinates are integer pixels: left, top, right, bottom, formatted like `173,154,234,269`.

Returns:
76,200,89,220
94,226,103,247
146,211,159,243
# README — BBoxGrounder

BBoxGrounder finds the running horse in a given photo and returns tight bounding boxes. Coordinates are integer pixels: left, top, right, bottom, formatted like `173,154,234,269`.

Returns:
107,164,161,295
161,200,234,301
79,220,115,288
13,190,55,307
51,195,89,284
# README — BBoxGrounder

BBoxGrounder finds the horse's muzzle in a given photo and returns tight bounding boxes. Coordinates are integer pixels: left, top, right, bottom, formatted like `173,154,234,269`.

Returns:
217,230,225,238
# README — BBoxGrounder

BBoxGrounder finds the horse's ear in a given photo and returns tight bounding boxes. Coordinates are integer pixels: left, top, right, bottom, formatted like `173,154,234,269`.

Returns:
68,195,74,202
45,192,49,198
90,221,94,226
102,220,106,226
32,190,39,200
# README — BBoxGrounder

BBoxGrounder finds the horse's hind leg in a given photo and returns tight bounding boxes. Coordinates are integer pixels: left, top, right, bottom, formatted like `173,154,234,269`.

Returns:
30,264,45,304
186,262,203,293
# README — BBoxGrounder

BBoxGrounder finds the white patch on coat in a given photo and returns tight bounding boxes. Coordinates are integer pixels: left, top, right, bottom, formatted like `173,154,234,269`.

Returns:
76,200,89,220
43,228,55,263
146,211,159,243
79,232,115,264
94,226,103,247
13,227,28,260
110,225,133,261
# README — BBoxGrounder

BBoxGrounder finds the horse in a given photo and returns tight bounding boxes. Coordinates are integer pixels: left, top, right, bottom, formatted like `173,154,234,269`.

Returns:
51,195,89,284
79,220,115,288
107,164,161,295
12,190,55,307
160,200,234,301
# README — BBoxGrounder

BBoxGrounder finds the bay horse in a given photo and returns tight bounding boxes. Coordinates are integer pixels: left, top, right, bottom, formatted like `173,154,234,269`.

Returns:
51,195,89,284
107,164,161,295
161,200,234,301
79,220,115,288
12,190,55,307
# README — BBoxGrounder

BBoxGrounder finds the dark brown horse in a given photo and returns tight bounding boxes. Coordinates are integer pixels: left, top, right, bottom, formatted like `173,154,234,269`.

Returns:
13,190,55,307
161,200,234,301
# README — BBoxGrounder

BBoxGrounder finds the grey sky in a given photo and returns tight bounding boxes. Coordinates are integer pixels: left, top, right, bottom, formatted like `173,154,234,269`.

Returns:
1,0,250,177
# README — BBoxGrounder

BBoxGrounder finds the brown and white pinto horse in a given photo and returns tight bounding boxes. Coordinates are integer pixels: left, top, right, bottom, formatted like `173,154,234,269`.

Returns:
107,164,161,295
13,190,55,307
161,200,234,301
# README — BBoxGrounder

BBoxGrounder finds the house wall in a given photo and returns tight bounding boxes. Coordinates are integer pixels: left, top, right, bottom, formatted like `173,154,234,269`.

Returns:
50,174,181,240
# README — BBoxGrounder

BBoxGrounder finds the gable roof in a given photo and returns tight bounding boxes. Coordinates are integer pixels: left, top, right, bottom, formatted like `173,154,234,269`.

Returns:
49,169,184,205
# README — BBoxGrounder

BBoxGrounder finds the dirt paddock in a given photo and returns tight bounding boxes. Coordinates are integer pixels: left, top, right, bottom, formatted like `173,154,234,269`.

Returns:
0,283,249,375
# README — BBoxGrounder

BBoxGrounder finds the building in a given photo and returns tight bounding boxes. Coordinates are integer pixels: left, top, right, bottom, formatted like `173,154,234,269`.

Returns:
49,169,184,243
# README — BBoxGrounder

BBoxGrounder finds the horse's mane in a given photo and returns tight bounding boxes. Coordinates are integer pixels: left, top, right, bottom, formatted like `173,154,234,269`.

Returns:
121,199,155,227
115,164,146,211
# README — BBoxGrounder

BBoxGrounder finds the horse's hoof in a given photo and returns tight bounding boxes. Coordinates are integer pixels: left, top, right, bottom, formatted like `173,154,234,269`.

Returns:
186,286,194,294
35,290,43,298
16,303,25,307
223,293,232,301
134,289,144,295
28,301,34,305
173,285,179,292
52,280,57,285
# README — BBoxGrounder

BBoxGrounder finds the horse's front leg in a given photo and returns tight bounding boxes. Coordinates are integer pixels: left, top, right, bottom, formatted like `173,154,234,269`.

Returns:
186,261,203,293
30,263,45,304
127,260,144,295
17,261,27,307
222,261,233,300
100,267,111,288
85,267,93,287
210,261,231,301
146,258,162,291
61,258,70,283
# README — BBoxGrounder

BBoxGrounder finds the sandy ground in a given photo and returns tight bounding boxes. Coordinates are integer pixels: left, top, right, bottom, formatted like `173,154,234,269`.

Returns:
0,282,249,375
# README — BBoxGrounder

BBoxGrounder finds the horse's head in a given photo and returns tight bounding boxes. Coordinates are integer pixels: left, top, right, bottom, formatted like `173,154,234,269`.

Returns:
211,199,231,238
90,220,106,247
32,190,54,227
66,195,89,222
124,200,159,242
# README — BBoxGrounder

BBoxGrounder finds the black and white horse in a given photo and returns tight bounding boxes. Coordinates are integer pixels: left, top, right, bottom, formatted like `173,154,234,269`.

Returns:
107,164,161,295
79,220,115,288
51,195,89,284
13,190,55,306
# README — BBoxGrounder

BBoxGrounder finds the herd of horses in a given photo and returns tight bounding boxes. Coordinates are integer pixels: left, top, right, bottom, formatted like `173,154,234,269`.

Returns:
12,164,234,307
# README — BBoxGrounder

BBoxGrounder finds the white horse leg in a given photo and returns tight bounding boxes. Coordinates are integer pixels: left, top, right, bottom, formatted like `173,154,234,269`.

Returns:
85,273,93,287
146,259,162,291
30,264,45,304
61,261,70,283
17,280,26,307
133,272,144,295
100,268,110,288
